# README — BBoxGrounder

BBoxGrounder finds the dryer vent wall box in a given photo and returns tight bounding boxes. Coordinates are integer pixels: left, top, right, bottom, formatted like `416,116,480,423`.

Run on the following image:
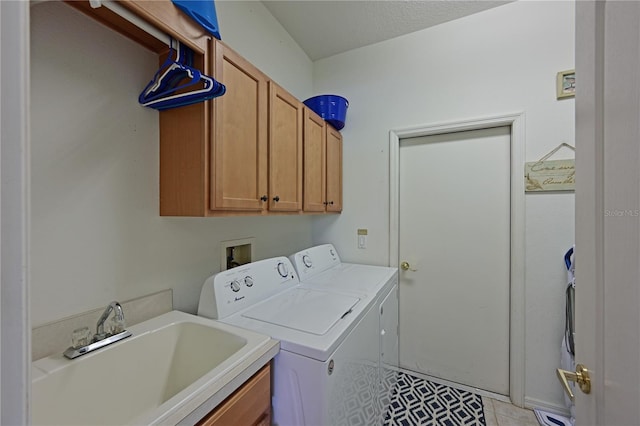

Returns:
221,238,255,270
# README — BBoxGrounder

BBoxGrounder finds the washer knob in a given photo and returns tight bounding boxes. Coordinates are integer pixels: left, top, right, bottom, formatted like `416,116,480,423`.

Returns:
244,276,254,287
230,280,241,292
276,262,289,277
302,255,313,268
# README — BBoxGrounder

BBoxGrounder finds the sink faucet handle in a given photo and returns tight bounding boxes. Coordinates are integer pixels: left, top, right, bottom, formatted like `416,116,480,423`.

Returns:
112,301,125,322
71,326,92,349
108,314,126,334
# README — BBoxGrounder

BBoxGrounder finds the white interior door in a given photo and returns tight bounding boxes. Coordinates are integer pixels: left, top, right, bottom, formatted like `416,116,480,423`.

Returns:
574,1,640,423
398,126,511,395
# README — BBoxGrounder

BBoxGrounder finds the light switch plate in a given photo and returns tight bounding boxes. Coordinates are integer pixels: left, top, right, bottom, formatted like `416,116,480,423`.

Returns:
357,229,368,249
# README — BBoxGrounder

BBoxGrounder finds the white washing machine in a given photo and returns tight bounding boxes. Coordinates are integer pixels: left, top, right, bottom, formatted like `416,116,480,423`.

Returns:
197,257,381,426
289,244,400,421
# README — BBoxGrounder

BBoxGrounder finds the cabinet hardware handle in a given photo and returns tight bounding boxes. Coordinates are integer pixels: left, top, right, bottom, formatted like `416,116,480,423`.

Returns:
329,201,334,205
323,201,328,205
260,195,268,202
273,196,280,202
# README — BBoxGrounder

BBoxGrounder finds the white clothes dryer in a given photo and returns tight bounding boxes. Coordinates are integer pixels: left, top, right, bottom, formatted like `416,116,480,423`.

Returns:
289,244,400,422
198,257,381,426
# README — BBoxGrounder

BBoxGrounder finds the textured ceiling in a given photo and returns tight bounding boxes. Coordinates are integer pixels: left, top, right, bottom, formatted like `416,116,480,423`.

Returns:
262,1,512,61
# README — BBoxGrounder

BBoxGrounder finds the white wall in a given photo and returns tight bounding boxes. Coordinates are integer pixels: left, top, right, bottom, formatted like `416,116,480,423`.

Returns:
29,1,314,327
215,0,313,101
311,0,575,411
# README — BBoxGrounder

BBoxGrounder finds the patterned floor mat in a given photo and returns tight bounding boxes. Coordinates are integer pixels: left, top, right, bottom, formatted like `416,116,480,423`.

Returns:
383,371,486,426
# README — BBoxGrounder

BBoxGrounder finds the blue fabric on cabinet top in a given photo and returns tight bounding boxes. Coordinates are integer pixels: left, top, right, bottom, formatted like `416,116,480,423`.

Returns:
171,0,221,40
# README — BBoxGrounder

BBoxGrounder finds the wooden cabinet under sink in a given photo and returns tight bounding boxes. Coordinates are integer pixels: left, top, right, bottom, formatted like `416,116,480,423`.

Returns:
196,364,271,426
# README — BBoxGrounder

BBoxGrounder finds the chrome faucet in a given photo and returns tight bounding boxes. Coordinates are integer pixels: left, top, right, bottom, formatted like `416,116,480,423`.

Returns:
94,301,125,342
64,301,132,359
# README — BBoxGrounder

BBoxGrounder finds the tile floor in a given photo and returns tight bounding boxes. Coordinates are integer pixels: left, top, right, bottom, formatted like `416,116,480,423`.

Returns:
482,397,539,426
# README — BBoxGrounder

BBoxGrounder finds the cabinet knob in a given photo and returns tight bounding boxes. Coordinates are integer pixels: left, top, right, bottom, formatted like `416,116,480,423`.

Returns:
273,196,280,202
329,201,334,205
260,195,268,202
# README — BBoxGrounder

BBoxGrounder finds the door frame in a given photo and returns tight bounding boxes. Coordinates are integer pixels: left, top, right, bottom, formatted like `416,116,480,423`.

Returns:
1,1,31,424
388,112,526,406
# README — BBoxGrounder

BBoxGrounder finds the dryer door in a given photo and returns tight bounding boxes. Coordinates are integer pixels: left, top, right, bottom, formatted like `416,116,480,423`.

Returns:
380,283,399,368
379,282,399,422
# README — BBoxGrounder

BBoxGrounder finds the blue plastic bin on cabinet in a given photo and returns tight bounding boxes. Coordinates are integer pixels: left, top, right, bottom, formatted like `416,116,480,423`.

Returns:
303,95,349,130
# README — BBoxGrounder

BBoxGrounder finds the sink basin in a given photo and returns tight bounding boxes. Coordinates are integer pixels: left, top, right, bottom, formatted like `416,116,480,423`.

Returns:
31,310,275,425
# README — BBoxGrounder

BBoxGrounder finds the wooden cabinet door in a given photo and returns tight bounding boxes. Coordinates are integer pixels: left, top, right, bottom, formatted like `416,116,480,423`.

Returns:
197,364,271,426
268,82,303,212
303,108,327,212
326,126,343,212
211,41,268,212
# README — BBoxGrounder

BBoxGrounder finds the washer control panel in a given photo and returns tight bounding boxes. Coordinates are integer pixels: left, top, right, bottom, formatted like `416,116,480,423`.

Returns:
198,257,299,320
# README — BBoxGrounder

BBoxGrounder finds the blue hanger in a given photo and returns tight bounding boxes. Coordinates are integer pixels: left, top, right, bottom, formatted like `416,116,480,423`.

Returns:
141,73,225,110
139,40,199,101
139,38,225,110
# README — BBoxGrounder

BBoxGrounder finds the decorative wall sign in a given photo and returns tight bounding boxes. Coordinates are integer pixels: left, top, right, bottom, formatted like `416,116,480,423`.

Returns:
525,143,575,192
525,159,575,191
557,69,575,99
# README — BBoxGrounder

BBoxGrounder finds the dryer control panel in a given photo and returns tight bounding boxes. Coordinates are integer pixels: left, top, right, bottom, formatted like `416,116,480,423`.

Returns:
289,244,341,280
198,257,299,320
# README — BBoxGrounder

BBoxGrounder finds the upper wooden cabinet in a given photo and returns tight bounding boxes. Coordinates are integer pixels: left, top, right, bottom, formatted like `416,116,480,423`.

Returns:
268,82,303,212
65,1,341,217
303,108,327,212
325,126,343,212
210,41,269,212
303,108,342,213
209,46,305,214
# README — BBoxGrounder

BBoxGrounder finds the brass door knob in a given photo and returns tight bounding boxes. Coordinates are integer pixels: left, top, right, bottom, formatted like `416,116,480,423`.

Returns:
400,261,416,272
557,364,591,401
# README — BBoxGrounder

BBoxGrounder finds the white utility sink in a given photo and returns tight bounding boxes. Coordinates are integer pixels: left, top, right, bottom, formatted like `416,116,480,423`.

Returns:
31,310,276,425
